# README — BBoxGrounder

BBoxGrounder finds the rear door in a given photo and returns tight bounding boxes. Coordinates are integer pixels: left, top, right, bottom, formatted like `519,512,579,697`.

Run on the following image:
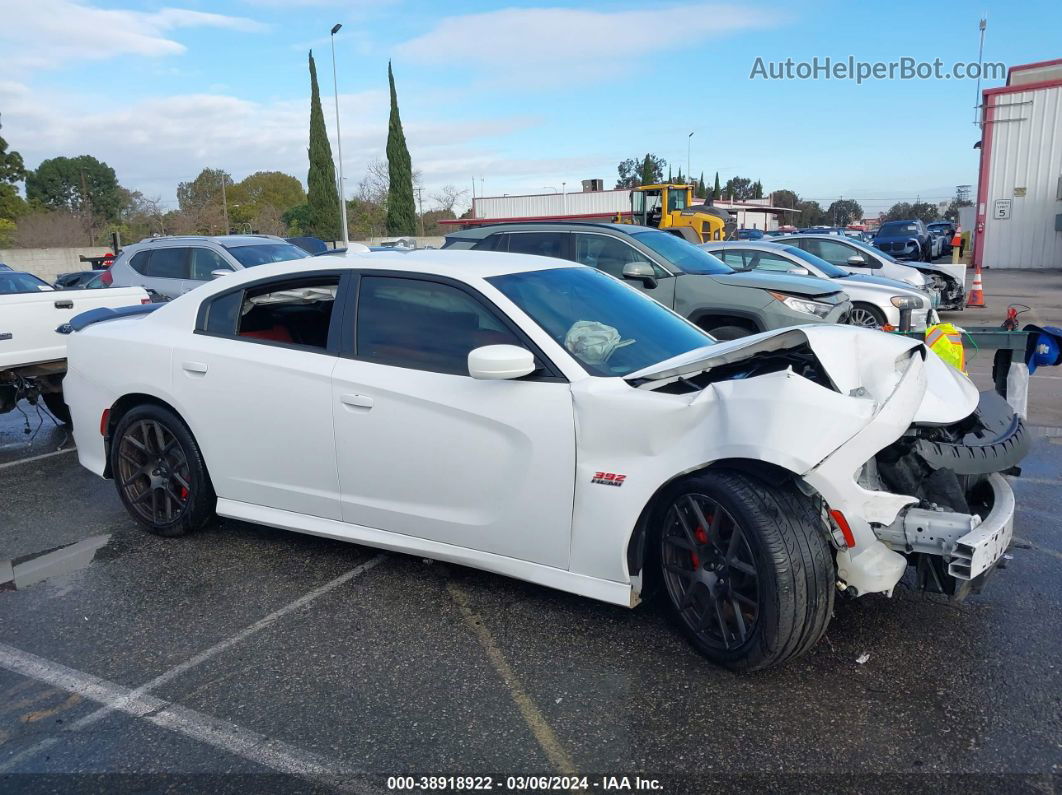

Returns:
331,272,576,568
143,246,192,298
169,271,346,519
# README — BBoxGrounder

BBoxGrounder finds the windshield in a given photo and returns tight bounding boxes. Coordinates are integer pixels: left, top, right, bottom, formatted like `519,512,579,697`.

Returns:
488,267,713,377
0,272,51,294
630,229,732,275
224,242,311,267
782,246,850,278
877,222,920,236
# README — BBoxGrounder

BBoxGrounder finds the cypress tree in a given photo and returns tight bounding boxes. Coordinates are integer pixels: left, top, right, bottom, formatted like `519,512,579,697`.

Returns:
712,171,721,200
306,50,341,241
639,154,655,186
698,172,706,197
386,61,416,236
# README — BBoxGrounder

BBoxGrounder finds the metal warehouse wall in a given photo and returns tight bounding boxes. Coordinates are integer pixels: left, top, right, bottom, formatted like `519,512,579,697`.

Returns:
980,83,1062,269
473,190,630,219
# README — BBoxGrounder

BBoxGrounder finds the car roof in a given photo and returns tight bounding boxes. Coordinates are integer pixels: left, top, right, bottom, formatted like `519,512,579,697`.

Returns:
702,241,794,252
199,249,578,288
446,221,642,238
133,234,286,247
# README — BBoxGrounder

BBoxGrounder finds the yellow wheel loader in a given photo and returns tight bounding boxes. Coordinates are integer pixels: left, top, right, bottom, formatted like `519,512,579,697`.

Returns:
619,184,735,243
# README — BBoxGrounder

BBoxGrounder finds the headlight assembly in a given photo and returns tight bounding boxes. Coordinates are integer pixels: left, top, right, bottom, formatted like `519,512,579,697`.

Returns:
767,290,833,319
891,295,925,309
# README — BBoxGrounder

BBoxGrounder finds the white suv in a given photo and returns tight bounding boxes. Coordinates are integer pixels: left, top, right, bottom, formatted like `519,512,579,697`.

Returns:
109,235,311,300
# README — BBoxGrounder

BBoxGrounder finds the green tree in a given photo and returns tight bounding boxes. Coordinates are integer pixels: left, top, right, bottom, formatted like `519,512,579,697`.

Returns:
796,199,827,226
25,155,122,221
282,203,312,235
884,202,914,221
908,201,940,223
0,129,25,185
385,61,416,236
751,180,763,199
232,171,306,216
0,184,27,221
639,153,665,186
177,168,232,213
697,172,706,197
722,176,756,200
712,172,721,200
827,198,864,226
306,50,342,241
770,188,799,209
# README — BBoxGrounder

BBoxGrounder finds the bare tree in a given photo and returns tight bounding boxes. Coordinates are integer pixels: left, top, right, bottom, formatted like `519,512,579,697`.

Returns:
14,210,92,247
430,184,470,214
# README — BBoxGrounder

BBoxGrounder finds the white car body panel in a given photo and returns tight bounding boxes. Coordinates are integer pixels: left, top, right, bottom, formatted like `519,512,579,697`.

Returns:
0,284,148,370
64,251,1011,608
331,357,576,568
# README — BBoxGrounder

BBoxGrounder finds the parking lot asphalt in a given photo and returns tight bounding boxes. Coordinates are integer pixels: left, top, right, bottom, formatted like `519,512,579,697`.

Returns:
1,410,1061,791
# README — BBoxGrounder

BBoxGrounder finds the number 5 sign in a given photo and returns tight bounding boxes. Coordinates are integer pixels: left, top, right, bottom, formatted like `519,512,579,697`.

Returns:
993,199,1012,220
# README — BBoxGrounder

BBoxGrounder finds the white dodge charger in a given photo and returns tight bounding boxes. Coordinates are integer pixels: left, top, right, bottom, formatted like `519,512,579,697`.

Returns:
62,250,1027,670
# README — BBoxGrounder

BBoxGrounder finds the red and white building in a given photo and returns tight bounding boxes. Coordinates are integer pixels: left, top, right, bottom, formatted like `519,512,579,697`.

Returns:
974,58,1062,270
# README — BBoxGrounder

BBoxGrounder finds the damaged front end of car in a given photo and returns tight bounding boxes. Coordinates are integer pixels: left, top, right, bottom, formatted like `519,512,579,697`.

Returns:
625,325,1028,602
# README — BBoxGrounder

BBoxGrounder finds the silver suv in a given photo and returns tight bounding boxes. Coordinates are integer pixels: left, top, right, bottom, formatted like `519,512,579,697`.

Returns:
109,235,311,300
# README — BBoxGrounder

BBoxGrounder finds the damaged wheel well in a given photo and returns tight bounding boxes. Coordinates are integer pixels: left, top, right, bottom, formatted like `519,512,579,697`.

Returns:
625,458,811,588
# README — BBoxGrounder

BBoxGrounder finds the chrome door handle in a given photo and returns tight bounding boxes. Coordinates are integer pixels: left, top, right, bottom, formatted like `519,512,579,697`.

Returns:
341,393,374,409
182,361,208,374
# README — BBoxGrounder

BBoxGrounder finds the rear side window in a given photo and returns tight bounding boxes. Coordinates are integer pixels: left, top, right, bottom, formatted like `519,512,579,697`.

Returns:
128,251,150,275
356,276,519,375
505,232,568,260
202,291,242,335
472,234,503,251
145,248,190,279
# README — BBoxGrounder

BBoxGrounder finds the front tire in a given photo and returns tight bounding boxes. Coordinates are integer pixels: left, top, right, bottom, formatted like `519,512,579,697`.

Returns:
111,404,215,537
847,303,886,329
656,470,834,671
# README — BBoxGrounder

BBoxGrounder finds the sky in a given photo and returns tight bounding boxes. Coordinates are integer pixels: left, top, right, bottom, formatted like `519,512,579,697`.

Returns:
2,0,1061,218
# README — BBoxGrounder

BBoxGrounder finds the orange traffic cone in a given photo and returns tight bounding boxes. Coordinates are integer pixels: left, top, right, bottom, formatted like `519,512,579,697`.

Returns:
967,267,986,308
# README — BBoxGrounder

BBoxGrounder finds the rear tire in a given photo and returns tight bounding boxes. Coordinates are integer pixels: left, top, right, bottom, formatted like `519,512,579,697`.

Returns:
655,469,834,671
111,404,215,537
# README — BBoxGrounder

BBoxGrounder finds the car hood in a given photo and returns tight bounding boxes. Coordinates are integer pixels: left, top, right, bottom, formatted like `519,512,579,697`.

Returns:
626,324,977,426
710,270,843,298
837,273,927,295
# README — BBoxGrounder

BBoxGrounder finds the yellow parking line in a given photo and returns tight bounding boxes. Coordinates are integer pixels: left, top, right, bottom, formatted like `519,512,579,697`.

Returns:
447,582,578,777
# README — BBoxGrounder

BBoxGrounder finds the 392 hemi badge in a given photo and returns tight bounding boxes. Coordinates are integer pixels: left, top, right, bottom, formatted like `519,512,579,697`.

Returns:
591,471,626,487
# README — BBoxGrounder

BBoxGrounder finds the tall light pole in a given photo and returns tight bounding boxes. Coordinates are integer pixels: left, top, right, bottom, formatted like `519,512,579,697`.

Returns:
329,23,349,246
974,16,987,126
687,131,694,184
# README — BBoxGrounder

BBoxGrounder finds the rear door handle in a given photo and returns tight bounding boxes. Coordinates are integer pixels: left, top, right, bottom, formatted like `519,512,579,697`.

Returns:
341,393,374,409
182,361,208,375
54,300,74,309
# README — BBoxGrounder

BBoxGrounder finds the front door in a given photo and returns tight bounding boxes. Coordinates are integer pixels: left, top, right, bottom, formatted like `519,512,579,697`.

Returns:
571,232,677,308
331,273,576,569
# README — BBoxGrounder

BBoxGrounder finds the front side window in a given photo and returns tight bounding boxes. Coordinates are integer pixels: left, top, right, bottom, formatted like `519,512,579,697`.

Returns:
145,248,189,280
630,230,731,275
356,276,520,375
803,239,861,268
190,248,234,281
573,234,645,278
489,267,712,377
741,250,804,273
713,249,749,269
667,187,687,212
224,242,311,267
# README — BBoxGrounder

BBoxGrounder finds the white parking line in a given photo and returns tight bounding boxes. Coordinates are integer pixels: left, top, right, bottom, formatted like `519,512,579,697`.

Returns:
0,447,76,470
0,642,368,789
0,553,385,775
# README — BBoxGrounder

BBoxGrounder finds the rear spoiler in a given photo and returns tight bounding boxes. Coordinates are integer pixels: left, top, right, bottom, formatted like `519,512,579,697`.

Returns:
57,303,161,335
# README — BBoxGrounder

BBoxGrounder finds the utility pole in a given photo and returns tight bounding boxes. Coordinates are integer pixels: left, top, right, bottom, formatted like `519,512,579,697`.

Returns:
687,132,694,183
975,16,987,126
220,171,229,234
415,187,424,236
330,23,349,246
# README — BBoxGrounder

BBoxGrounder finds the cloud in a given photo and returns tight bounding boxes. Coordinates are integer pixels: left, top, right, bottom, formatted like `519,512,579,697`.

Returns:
1,0,267,72
0,80,540,206
396,4,779,87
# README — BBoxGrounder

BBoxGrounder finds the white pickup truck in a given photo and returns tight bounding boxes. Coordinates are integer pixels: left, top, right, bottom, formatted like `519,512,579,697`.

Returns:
0,270,149,421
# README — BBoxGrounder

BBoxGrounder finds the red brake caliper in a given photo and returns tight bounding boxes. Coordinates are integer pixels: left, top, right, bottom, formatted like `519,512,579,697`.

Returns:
690,521,710,568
